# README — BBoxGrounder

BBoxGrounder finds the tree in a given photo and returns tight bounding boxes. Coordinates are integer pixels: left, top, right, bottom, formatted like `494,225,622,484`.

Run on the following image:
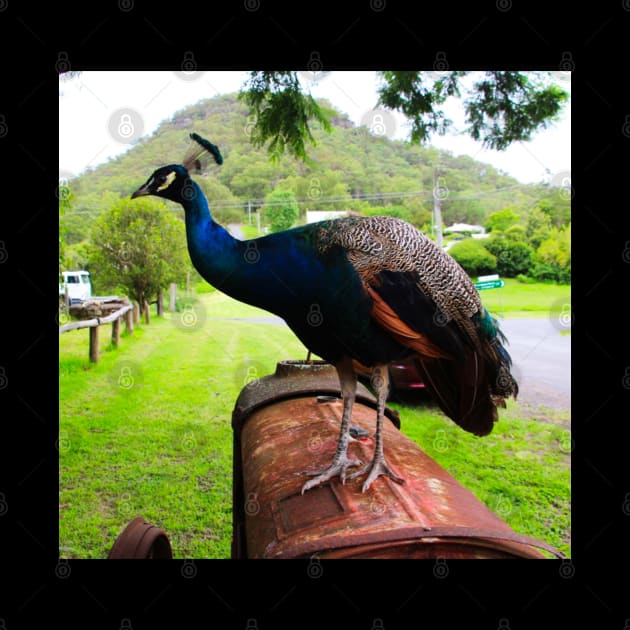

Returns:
239,71,333,162
90,197,189,306
240,71,569,160
263,190,299,233
485,208,520,233
525,206,553,250
448,239,497,277
58,181,73,273
530,224,571,283
535,190,571,228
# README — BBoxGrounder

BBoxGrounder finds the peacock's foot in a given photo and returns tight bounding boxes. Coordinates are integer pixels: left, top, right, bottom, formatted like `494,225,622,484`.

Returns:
348,453,405,492
301,454,363,494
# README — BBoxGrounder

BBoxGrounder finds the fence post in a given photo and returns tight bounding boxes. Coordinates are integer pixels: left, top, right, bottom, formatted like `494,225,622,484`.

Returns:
143,300,150,325
157,289,164,318
89,325,99,363
169,283,176,312
112,317,121,348
125,308,134,335
133,302,140,324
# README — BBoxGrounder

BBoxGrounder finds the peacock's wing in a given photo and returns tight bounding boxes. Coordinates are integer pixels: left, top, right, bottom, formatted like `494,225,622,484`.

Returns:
316,215,518,436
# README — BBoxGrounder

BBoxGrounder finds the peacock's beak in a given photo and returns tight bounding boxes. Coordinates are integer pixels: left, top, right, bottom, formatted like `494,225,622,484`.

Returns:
131,184,150,199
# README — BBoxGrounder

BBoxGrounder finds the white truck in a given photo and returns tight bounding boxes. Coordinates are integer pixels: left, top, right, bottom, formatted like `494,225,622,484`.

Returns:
59,270,92,304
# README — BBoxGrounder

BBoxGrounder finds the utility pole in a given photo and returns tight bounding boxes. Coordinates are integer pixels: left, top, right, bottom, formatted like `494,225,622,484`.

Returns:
433,167,443,248
247,200,252,225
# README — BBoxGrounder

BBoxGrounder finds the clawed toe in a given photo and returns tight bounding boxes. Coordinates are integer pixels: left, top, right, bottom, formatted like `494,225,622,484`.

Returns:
301,456,362,494
360,456,404,492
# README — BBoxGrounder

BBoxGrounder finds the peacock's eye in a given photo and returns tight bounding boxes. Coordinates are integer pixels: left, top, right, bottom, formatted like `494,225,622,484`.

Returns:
155,171,177,191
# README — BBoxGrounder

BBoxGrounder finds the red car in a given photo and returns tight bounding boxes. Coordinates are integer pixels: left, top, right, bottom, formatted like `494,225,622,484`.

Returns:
355,358,425,398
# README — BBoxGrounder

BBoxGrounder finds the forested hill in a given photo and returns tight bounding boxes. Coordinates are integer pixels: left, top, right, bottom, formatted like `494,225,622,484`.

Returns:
62,93,568,244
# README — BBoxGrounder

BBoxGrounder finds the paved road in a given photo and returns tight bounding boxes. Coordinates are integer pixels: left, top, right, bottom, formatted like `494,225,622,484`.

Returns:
227,224,245,240
497,318,570,410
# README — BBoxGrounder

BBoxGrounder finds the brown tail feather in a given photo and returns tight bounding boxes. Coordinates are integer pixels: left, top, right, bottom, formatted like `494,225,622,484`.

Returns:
415,348,498,437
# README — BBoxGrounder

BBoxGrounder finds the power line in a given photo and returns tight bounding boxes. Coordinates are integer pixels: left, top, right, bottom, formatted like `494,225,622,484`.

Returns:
64,183,530,217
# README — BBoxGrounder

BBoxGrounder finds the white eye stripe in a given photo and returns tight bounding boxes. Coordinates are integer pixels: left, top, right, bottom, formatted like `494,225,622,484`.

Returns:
156,171,177,191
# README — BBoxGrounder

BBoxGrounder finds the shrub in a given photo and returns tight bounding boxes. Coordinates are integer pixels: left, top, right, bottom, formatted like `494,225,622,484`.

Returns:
485,237,534,277
448,239,497,277
530,225,571,284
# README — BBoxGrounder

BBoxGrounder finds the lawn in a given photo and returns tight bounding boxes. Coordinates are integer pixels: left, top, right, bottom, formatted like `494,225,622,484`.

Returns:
59,286,570,558
478,278,570,319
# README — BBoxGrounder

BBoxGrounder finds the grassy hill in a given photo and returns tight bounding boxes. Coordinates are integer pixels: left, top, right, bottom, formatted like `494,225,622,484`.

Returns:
62,93,559,247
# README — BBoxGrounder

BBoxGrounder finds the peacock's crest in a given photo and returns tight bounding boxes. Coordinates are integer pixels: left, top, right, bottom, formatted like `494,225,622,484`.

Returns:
182,132,223,173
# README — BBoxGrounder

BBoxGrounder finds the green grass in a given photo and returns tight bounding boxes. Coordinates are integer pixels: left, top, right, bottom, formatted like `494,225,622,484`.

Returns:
59,293,307,559
392,394,570,555
60,288,570,559
478,278,570,319
239,223,264,240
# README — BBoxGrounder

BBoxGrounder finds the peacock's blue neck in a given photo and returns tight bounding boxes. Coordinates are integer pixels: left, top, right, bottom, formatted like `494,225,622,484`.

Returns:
181,181,242,293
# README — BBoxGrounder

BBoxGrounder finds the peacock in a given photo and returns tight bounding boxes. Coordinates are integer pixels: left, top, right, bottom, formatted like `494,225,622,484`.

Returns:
132,133,518,494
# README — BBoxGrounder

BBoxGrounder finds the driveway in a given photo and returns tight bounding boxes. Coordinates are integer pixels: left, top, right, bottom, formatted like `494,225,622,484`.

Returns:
497,318,570,410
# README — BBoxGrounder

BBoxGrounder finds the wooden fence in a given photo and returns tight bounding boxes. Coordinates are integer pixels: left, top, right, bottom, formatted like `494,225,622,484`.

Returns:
59,303,135,363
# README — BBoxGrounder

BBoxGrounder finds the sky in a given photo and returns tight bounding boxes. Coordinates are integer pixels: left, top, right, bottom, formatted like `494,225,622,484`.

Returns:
59,70,571,185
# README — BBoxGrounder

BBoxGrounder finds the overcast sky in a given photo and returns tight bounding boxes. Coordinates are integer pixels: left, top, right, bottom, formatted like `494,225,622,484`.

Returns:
59,70,571,185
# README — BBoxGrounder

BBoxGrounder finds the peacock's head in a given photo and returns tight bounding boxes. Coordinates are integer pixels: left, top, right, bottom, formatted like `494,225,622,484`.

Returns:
131,164,191,203
132,133,223,203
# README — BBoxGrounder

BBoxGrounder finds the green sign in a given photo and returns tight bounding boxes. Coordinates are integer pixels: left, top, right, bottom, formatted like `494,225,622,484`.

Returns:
474,279,504,290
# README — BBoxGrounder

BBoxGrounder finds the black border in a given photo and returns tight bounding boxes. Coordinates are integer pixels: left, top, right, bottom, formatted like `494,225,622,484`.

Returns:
4,1,626,626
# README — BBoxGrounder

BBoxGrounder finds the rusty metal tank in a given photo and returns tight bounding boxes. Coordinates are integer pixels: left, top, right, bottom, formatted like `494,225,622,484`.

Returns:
231,360,563,559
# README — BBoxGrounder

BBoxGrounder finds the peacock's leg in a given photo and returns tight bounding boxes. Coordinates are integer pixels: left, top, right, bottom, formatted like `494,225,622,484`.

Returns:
301,356,363,494
349,364,404,492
